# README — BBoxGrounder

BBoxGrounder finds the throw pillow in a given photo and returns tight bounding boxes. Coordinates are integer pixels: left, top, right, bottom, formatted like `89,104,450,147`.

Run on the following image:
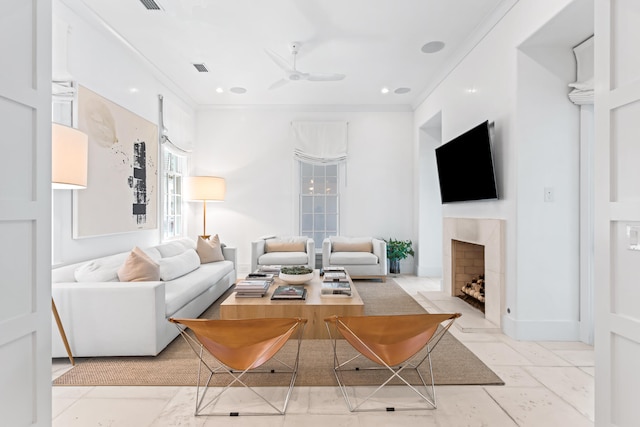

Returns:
117,247,160,282
196,235,225,263
332,241,373,253
158,248,201,281
265,240,306,253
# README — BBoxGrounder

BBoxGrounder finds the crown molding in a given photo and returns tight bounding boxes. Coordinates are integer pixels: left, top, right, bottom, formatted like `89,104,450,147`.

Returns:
196,103,413,113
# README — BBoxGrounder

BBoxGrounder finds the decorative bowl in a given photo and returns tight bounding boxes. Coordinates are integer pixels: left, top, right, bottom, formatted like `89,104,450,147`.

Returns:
279,267,314,284
279,272,313,284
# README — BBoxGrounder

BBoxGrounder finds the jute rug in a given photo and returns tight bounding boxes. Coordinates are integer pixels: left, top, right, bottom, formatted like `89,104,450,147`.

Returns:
53,279,503,387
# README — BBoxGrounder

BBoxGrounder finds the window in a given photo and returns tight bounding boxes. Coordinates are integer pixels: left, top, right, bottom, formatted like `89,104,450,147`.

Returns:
299,162,339,249
162,149,187,239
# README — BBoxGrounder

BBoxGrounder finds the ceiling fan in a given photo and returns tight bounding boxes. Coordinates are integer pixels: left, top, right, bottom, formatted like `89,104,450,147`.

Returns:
265,42,345,90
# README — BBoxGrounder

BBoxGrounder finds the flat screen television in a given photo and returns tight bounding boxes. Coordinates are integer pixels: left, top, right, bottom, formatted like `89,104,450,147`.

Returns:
435,120,498,203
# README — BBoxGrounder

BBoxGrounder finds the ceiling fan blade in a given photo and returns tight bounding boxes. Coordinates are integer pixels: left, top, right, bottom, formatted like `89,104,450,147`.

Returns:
264,49,294,73
268,78,290,90
306,73,346,82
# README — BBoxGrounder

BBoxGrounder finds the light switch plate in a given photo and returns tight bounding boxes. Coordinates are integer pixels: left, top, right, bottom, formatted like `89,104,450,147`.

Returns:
628,225,640,251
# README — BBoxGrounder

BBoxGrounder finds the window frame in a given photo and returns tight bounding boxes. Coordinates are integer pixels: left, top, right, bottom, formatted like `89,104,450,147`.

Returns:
297,160,342,250
161,147,187,240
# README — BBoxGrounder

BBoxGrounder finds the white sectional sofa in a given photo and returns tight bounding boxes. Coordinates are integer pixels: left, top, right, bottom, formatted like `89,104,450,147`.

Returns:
51,238,236,357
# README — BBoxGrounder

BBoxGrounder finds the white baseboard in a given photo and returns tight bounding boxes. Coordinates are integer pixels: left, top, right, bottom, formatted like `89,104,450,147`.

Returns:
501,315,580,341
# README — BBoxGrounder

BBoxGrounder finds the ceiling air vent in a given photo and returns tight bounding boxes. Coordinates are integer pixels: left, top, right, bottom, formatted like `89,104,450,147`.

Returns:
193,63,209,73
139,0,163,11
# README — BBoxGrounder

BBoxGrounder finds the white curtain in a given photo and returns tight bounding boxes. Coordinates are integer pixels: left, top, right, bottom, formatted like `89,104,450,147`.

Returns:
291,121,348,164
568,35,594,105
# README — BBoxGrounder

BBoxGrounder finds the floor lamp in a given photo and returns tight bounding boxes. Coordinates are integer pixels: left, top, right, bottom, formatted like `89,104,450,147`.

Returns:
52,123,89,365
184,176,226,240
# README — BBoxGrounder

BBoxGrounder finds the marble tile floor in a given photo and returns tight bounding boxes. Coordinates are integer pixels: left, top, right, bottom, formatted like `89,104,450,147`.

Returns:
52,275,594,426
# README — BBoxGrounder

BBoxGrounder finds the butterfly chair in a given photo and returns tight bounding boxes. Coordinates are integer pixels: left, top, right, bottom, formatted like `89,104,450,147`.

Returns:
324,312,461,412
169,317,307,417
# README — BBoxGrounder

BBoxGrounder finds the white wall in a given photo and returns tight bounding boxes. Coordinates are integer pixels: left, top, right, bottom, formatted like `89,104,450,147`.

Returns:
514,48,580,338
417,115,443,277
413,0,591,340
52,0,195,265
192,108,414,274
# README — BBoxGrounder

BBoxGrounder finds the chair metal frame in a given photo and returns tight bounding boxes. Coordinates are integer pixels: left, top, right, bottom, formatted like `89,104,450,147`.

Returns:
324,313,460,412
170,316,307,417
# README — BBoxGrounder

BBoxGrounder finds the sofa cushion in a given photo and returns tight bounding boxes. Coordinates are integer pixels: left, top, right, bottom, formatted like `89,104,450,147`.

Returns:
156,241,188,258
142,247,162,262
164,260,234,316
259,252,309,265
73,252,128,282
332,240,373,253
158,249,201,281
265,240,306,253
117,247,161,282
196,235,225,263
330,252,379,265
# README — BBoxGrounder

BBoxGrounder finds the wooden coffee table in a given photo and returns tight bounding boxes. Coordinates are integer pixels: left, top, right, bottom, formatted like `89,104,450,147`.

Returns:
220,270,364,339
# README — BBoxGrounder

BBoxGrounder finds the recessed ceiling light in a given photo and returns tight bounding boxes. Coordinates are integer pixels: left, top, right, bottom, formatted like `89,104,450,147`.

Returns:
394,87,411,94
129,87,139,93
215,87,224,94
229,87,247,94
381,87,390,94
421,41,445,54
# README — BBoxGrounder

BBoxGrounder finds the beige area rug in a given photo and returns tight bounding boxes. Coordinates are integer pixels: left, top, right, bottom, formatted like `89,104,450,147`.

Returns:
53,279,504,387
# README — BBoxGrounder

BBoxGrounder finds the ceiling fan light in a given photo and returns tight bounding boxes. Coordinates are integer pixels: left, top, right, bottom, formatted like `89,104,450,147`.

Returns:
266,44,345,89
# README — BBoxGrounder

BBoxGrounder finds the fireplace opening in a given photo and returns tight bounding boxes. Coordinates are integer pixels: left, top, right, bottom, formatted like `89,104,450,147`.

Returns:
444,218,504,327
452,240,485,313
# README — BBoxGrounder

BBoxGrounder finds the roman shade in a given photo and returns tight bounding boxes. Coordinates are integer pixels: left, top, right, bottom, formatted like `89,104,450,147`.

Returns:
291,121,348,164
568,35,593,106
159,94,193,154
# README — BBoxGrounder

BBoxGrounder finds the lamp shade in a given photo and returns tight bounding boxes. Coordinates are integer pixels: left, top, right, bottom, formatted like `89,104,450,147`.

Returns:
184,176,226,201
52,123,88,189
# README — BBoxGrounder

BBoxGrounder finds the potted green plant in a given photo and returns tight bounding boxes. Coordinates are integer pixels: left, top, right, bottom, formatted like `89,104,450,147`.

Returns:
384,238,415,274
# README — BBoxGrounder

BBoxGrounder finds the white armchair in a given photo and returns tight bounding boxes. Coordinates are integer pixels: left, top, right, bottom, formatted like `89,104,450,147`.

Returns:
251,236,315,273
322,236,387,281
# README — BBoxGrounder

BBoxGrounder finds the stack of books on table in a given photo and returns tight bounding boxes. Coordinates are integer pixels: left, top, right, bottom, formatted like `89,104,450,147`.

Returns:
234,279,271,298
321,279,352,297
258,265,281,275
270,285,307,300
245,272,275,281
323,270,348,281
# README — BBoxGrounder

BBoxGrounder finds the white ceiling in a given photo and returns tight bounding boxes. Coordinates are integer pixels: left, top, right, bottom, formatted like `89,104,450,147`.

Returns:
61,0,515,109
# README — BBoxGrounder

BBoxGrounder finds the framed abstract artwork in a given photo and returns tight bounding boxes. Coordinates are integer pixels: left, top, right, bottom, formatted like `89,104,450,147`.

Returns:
73,85,158,238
